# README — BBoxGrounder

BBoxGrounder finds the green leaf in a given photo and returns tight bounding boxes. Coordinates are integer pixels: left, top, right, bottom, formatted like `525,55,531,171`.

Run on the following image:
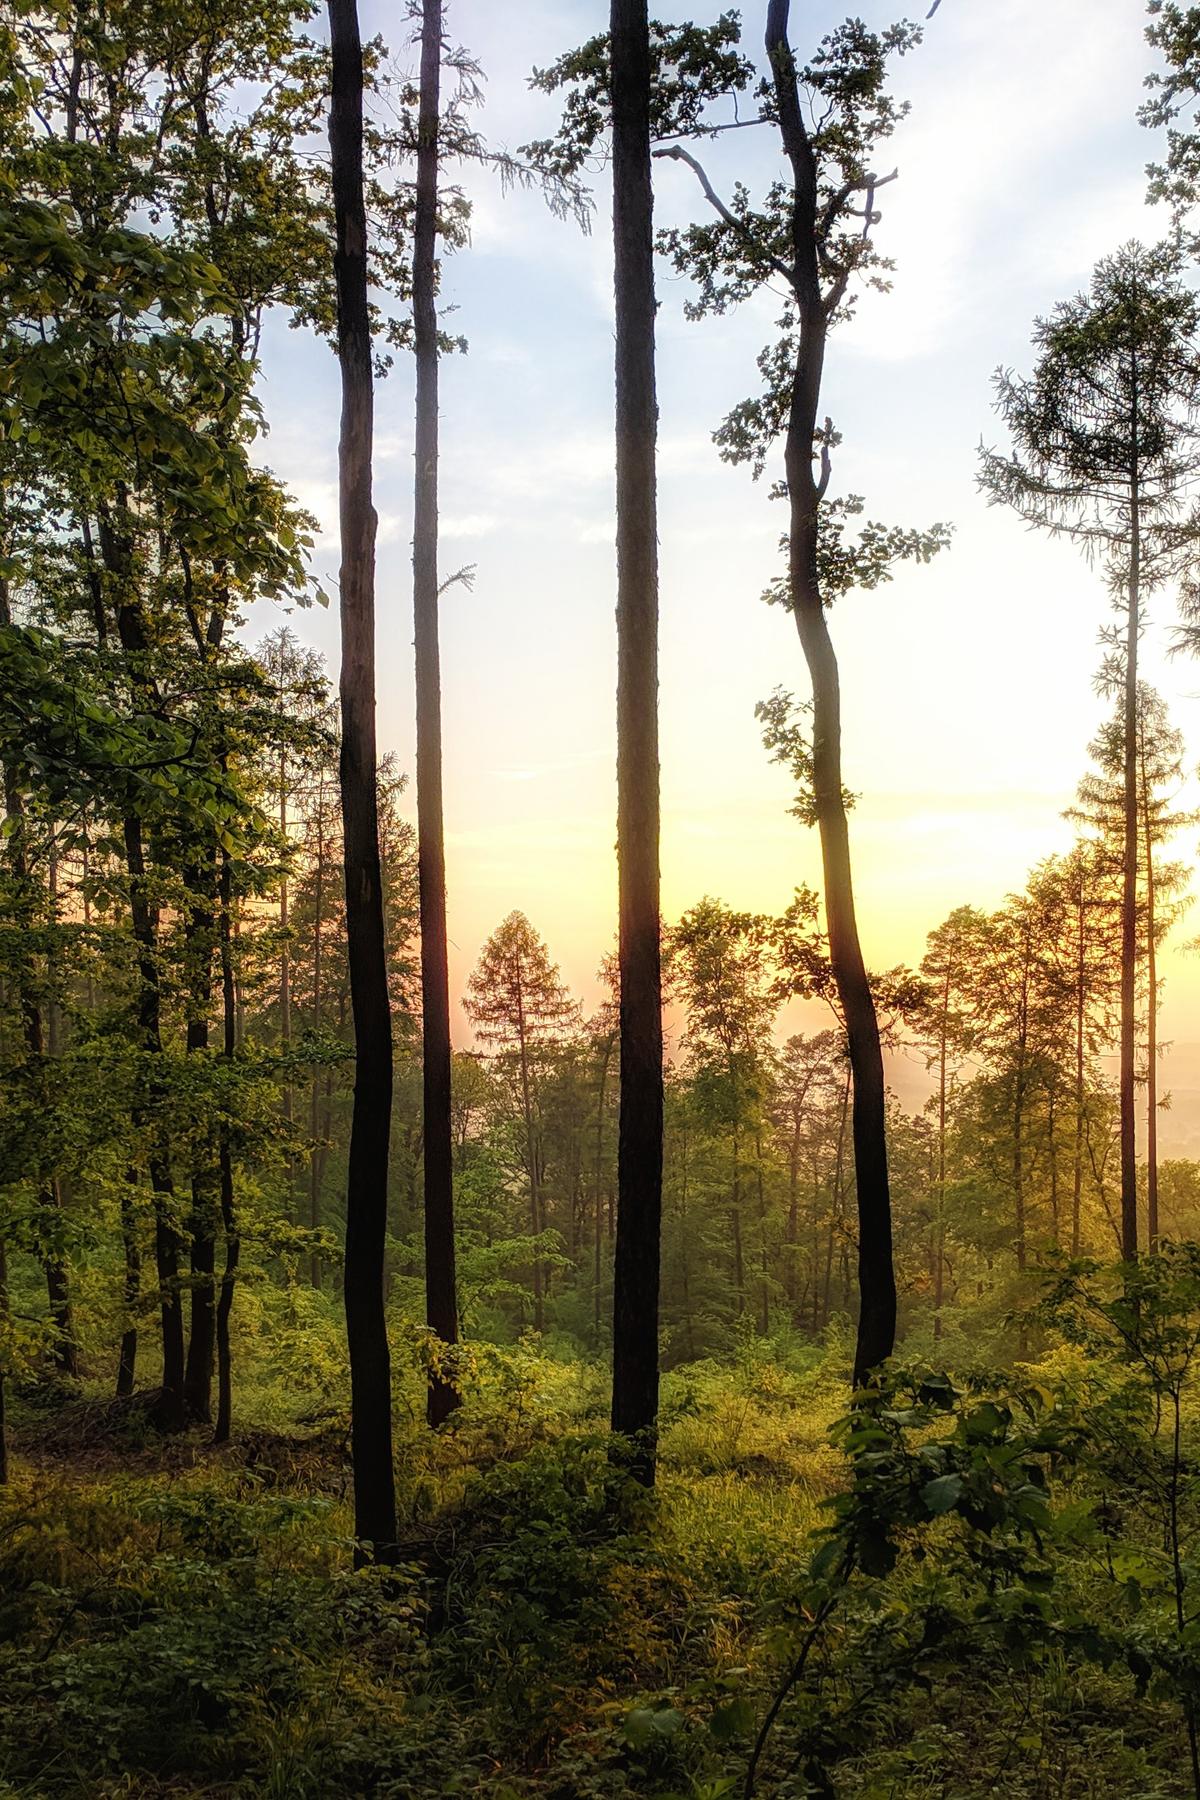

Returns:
921,1473,964,1515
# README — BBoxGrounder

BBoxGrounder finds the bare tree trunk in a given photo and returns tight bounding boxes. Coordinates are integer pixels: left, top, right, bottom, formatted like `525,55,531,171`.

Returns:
328,0,396,1561
279,752,297,1222
1073,870,1086,1258
183,886,217,1423
1119,409,1141,1260
934,993,948,1342
593,1032,613,1346
730,1126,745,1311
97,510,185,1426
309,789,326,1287
214,850,239,1444
767,0,894,1388
414,0,460,1428
116,1173,140,1397
1141,726,1160,1246
609,0,664,1483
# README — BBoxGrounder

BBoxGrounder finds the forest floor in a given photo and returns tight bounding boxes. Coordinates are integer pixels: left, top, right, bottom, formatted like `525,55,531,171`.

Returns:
0,1339,1194,1799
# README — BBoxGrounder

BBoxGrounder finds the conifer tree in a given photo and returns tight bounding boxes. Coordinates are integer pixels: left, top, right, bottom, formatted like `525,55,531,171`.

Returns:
981,244,1200,1258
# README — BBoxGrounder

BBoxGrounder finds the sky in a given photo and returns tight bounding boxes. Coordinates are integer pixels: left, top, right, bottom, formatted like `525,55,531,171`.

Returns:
243,0,1200,1123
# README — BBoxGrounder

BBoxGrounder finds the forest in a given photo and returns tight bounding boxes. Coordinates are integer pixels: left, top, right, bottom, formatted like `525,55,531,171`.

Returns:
5,0,1200,1795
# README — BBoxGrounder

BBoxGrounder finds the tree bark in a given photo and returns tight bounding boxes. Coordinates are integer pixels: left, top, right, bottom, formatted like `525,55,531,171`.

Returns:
414,0,460,1429
182,883,217,1423
213,850,239,1444
767,0,895,1387
608,0,665,1483
116,1173,140,1397
328,0,397,1561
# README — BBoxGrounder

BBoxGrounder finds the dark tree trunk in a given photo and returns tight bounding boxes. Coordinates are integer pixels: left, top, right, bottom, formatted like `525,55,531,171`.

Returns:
593,1033,613,1346
414,0,460,1429
100,514,186,1427
122,808,186,1428
116,1173,140,1397
182,891,217,1423
608,0,664,1474
609,0,665,1484
214,851,239,1444
767,0,895,1388
309,792,327,1288
328,0,397,1561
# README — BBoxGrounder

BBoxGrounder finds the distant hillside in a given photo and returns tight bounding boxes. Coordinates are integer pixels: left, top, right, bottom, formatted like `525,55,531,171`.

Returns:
885,1041,1200,1162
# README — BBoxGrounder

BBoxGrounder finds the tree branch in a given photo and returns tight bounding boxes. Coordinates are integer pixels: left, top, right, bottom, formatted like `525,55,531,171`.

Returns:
652,143,795,288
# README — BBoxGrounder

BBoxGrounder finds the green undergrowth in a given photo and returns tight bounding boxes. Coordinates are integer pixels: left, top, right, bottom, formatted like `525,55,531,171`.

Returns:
1,1309,1197,1799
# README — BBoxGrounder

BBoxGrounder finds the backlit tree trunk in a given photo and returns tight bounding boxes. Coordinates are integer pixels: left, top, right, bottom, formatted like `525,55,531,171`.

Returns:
767,0,894,1386
414,0,460,1428
609,0,665,1482
328,0,396,1560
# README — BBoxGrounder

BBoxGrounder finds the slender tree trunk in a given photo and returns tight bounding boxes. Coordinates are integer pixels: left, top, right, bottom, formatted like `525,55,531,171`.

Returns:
768,0,894,1387
123,812,186,1427
1141,729,1160,1246
592,1033,613,1346
414,0,459,1428
183,888,217,1423
609,0,664,1482
730,1126,745,1311
309,792,326,1288
279,751,295,1218
934,999,948,1341
214,851,239,1444
98,511,185,1426
328,0,396,1560
1073,872,1086,1258
1119,409,1141,1260
43,834,77,1376
116,1173,140,1397
754,1131,770,1335
786,1115,801,1316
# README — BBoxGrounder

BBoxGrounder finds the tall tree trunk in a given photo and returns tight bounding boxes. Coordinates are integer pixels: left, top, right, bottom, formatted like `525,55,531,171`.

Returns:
730,1126,745,1311
122,810,186,1427
414,0,460,1428
214,850,239,1444
1119,403,1141,1259
279,750,295,1218
328,0,397,1561
787,1116,801,1317
1072,868,1086,1258
934,988,948,1341
1141,724,1160,1246
755,1132,770,1335
43,833,77,1376
182,887,217,1423
767,0,895,1388
100,510,185,1426
608,0,665,1483
309,790,326,1289
592,1032,613,1346
116,1173,140,1397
